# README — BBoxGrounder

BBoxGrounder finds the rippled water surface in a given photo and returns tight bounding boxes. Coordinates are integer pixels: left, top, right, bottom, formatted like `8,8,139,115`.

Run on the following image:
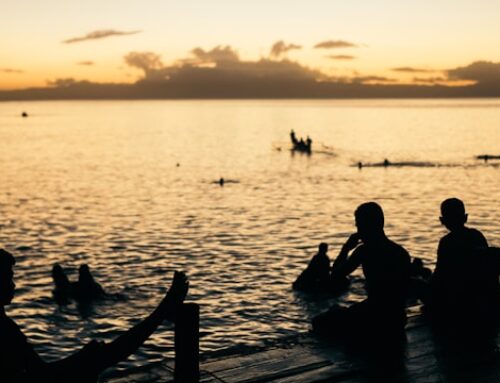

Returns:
0,99,499,371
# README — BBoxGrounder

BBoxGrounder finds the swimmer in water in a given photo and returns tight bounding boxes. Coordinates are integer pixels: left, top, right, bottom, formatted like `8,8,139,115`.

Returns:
51,264,106,304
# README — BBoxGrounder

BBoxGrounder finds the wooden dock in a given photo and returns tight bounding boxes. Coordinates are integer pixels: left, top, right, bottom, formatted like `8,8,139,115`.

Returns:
107,310,500,383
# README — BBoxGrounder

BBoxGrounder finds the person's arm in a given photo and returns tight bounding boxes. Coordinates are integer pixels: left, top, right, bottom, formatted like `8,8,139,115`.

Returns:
331,234,363,278
99,271,188,369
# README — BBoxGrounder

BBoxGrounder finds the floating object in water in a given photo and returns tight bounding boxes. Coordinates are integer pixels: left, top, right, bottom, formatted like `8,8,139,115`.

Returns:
476,154,500,162
212,178,239,185
355,160,437,168
21,111,28,117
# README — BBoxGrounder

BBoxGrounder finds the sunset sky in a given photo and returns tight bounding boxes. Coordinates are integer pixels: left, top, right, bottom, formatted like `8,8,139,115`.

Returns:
2,0,500,90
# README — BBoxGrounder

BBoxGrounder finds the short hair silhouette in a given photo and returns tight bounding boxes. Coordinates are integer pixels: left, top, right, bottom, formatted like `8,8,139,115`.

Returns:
355,202,384,230
440,198,467,230
441,197,465,217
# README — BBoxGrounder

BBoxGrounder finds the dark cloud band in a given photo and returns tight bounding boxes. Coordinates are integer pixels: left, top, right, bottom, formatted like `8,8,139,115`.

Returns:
63,29,141,44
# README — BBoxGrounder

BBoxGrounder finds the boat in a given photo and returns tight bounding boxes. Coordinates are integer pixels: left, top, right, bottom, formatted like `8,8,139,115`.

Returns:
290,130,312,153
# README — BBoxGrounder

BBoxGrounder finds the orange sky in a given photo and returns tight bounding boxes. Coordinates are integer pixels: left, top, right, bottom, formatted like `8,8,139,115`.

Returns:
2,0,500,90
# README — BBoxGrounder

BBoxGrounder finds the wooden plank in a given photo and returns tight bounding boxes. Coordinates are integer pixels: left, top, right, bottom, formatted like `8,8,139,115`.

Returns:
209,351,333,383
108,312,500,383
265,361,365,383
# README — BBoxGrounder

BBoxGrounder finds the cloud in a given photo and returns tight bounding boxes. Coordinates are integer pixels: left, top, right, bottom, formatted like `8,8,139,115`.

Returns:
413,76,448,84
326,55,356,60
124,51,172,81
447,61,500,83
391,67,435,73
351,75,396,84
63,29,141,44
1,68,24,74
77,61,94,66
270,41,302,58
190,45,240,64
314,40,357,49
47,78,79,87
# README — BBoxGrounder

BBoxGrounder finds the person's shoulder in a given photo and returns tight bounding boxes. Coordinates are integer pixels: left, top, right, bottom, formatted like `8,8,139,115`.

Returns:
465,227,485,238
437,232,453,250
466,227,488,245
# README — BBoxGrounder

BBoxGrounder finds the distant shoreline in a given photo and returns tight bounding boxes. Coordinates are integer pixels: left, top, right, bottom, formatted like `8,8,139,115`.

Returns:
2,80,500,101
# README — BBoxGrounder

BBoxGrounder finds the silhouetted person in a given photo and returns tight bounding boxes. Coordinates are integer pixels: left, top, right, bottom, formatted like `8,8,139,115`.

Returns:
293,243,331,292
74,265,106,302
426,199,497,328
21,112,28,118
305,136,312,151
357,162,363,170
219,177,224,186
408,258,432,303
383,158,390,167
312,202,411,346
52,264,72,305
410,258,431,281
1,249,188,383
51,264,106,304
290,130,298,145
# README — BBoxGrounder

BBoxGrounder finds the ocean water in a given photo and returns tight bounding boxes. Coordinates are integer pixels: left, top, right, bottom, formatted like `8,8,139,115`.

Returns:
0,99,499,372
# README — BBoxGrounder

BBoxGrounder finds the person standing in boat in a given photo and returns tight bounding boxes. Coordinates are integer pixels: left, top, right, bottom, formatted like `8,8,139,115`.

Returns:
312,202,411,344
305,136,312,151
290,130,298,146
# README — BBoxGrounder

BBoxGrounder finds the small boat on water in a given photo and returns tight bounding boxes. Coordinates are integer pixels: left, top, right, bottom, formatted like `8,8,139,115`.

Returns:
476,154,500,162
290,130,312,153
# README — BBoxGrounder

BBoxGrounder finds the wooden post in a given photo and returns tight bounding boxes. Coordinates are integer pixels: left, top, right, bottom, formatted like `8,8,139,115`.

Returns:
174,303,200,383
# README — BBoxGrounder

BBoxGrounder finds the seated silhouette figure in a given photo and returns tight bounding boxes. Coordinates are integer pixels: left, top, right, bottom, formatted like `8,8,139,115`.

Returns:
1,249,188,383
312,202,411,347
293,243,350,294
293,243,330,292
426,198,498,333
52,264,106,304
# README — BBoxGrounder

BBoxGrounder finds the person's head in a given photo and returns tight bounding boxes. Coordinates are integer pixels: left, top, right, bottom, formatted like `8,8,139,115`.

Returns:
440,198,467,232
78,264,93,283
52,264,69,289
354,202,385,241
0,249,16,307
318,242,328,254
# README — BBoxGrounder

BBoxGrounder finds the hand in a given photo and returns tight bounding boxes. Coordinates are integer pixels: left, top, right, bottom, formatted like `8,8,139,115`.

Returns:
159,271,189,320
342,233,361,252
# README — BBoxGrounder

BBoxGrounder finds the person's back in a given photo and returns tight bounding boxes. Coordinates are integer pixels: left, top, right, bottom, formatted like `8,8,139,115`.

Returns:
431,198,489,313
358,238,410,311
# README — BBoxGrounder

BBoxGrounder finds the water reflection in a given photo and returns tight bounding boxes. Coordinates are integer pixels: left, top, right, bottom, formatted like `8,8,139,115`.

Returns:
0,100,498,371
